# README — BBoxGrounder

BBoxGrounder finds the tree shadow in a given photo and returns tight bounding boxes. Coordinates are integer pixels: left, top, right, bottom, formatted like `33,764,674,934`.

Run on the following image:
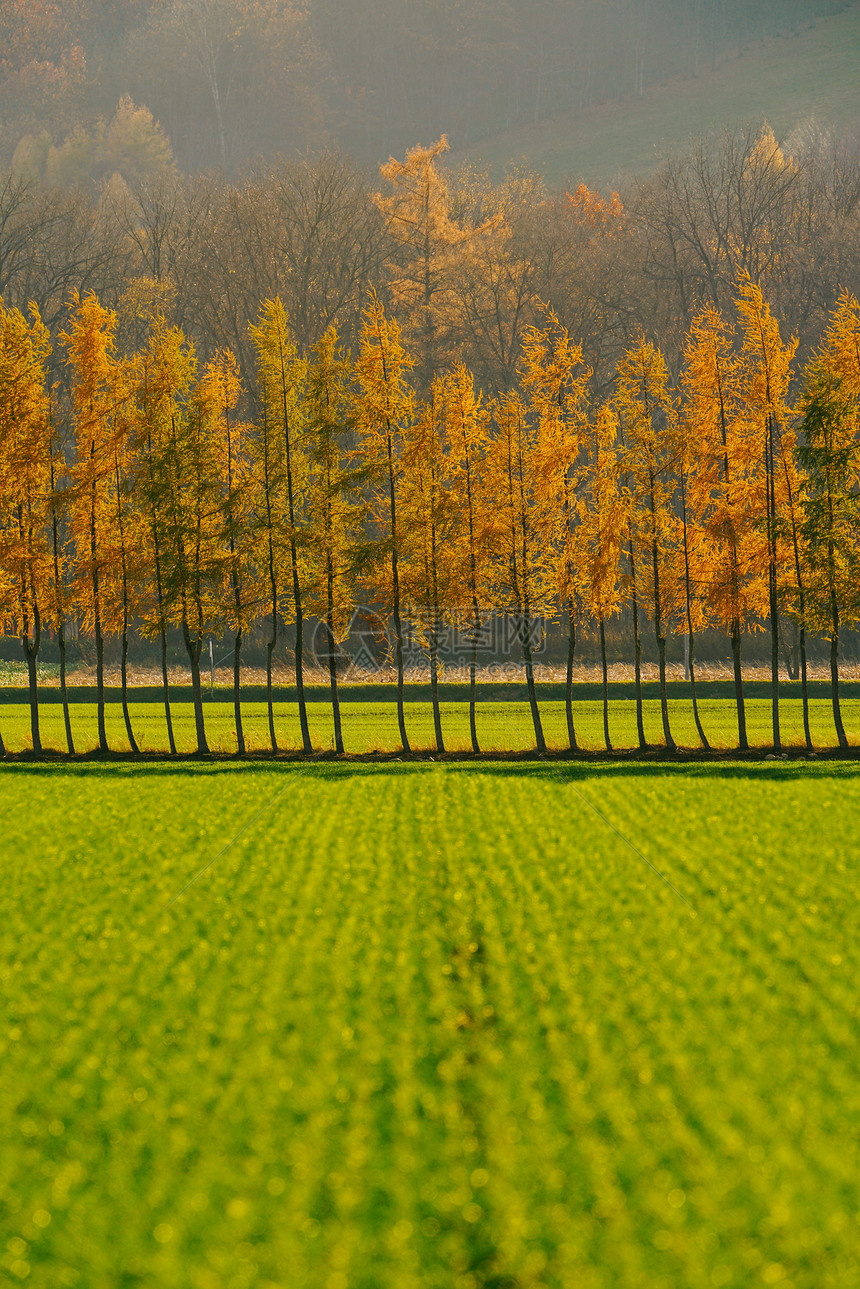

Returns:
1,750,858,782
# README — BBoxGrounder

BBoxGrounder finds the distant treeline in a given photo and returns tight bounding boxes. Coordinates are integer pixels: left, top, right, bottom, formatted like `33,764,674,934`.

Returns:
0,0,854,170
3,123,860,399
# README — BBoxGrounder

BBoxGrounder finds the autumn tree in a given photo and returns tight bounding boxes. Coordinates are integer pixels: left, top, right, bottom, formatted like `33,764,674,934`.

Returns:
484,392,555,754
736,276,798,750
251,298,311,753
795,294,860,748
438,363,491,753
207,349,254,754
375,137,496,391
519,312,591,751
157,352,231,755
574,402,626,751
615,338,679,749
675,401,711,750
354,290,414,753
682,306,763,750
132,312,197,755
0,300,53,753
303,326,365,756
63,291,128,753
401,379,461,753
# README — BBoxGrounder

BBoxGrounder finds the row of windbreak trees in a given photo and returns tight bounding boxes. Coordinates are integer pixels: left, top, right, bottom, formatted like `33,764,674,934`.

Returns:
1,277,860,758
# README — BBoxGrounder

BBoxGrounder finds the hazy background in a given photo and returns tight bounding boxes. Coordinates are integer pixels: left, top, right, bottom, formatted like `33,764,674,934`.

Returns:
2,0,858,183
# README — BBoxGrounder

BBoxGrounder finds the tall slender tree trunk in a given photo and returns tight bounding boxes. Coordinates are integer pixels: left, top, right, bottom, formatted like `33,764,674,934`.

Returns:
679,471,709,749
58,624,74,755
267,603,278,754
94,602,107,753
781,456,810,751
387,434,410,753
429,514,445,754
233,627,244,755
429,614,444,753
50,460,74,755
718,387,746,751
520,609,546,754
830,594,848,750
116,464,139,757
766,417,781,749
628,537,646,748
262,418,278,754
565,604,578,752
23,600,41,755
469,629,479,755
120,617,139,755
225,407,245,757
280,341,311,754
290,563,310,753
648,475,674,750
686,630,710,751
183,619,209,754
326,550,344,755
599,615,612,752
147,431,175,755
90,450,108,753
464,442,480,754
159,620,175,756
0,723,5,756
731,617,748,750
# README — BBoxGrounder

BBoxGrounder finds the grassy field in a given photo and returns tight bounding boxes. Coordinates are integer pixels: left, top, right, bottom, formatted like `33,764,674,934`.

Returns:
456,3,860,188
0,694,857,754
2,759,859,1287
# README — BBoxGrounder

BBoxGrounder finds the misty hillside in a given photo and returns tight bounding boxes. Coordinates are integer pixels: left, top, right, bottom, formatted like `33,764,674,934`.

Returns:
458,0,860,188
1,0,858,181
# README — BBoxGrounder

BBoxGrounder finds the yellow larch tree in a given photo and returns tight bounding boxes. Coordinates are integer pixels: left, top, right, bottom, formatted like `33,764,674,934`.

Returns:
63,291,129,754
682,305,763,751
438,363,492,754
354,290,415,753
735,275,799,750
573,401,627,752
303,326,366,756
401,377,460,754
484,391,555,754
519,311,591,751
0,300,53,754
251,298,312,753
131,312,198,756
615,338,680,750
206,348,255,755
796,293,860,749
375,136,497,391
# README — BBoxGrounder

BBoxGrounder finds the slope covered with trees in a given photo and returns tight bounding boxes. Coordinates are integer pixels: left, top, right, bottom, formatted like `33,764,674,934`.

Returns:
1,0,856,174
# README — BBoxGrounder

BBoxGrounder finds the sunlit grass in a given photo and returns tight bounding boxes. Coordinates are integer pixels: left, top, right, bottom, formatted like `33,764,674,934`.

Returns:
1,694,856,753
1,759,859,1287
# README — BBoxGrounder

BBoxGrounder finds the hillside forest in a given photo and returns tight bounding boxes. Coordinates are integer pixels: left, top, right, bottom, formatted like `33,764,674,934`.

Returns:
1,0,852,172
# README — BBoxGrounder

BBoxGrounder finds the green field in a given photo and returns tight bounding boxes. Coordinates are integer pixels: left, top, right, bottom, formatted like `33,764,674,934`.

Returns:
2,759,860,1287
457,3,860,187
0,694,857,755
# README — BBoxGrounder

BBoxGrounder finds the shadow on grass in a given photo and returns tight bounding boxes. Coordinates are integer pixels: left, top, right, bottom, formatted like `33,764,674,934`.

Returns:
1,750,859,782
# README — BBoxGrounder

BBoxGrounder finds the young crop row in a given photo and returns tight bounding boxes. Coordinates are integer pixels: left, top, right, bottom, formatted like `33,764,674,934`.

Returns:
2,762,859,1287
